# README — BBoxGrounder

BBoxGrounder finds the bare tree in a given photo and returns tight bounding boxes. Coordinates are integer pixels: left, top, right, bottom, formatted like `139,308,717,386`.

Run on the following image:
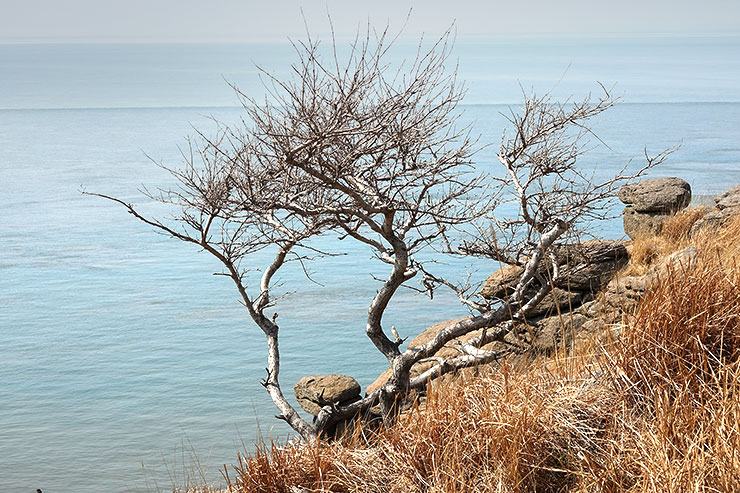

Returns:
85,28,669,441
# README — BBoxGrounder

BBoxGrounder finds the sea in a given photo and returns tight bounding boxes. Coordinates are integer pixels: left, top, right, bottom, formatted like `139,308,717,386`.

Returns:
2,35,740,492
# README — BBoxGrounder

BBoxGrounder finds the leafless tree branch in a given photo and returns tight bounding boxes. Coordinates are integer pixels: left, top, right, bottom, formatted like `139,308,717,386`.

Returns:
85,27,670,440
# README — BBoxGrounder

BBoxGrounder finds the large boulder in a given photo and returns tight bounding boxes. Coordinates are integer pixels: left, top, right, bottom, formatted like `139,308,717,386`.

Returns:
480,264,524,299
555,240,628,293
480,240,627,301
294,374,361,416
555,239,627,264
528,288,583,317
618,177,691,213
619,177,691,239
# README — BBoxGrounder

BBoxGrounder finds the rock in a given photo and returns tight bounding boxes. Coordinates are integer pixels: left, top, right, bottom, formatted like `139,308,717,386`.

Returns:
480,264,524,299
560,259,625,293
482,240,627,299
367,289,589,394
294,374,361,416
555,239,628,265
366,242,631,395
531,312,589,354
587,246,697,338
480,282,583,318
654,245,697,274
528,288,582,317
715,184,740,210
622,207,672,239
556,240,628,292
690,209,727,236
578,300,601,318
690,184,740,236
619,178,692,239
599,246,697,322
601,274,648,318
618,177,692,213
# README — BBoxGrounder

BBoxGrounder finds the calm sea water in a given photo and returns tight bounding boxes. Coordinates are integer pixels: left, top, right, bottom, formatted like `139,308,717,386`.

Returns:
2,36,740,492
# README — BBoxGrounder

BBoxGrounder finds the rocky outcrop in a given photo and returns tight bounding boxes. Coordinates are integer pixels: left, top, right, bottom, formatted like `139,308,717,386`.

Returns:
294,374,361,416
716,184,740,211
308,182,739,433
619,177,691,239
528,288,583,317
530,311,590,353
556,240,629,292
691,184,740,236
367,241,629,393
365,242,700,394
481,240,628,302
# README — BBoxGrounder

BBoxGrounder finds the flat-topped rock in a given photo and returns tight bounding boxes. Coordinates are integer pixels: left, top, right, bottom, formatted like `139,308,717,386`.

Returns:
528,288,583,317
619,178,692,239
554,239,628,264
618,177,691,213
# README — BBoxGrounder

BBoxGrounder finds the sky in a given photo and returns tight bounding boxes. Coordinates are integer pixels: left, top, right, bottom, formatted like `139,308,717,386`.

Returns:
1,0,739,43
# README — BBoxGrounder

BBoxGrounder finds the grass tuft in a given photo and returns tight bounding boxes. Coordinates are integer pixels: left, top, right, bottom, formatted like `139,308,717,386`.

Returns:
624,207,707,275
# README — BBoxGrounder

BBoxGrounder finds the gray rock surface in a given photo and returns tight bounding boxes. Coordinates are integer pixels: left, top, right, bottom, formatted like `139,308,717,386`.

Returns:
622,208,670,239
691,184,740,236
691,209,734,236
556,240,628,292
294,374,361,416
555,239,628,264
531,312,589,354
715,184,740,210
480,264,524,299
528,288,583,317
618,177,691,213
481,240,627,300
619,178,692,239
599,246,697,322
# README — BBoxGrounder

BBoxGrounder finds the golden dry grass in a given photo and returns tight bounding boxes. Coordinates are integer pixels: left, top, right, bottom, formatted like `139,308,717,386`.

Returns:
623,207,707,275
202,214,740,493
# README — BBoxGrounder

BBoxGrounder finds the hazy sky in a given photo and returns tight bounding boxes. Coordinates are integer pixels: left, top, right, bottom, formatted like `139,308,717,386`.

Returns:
1,0,739,43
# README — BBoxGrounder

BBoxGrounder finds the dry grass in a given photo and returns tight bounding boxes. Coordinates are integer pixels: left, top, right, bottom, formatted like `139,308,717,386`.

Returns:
623,207,707,275
223,364,616,493
597,214,740,491
207,214,740,493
